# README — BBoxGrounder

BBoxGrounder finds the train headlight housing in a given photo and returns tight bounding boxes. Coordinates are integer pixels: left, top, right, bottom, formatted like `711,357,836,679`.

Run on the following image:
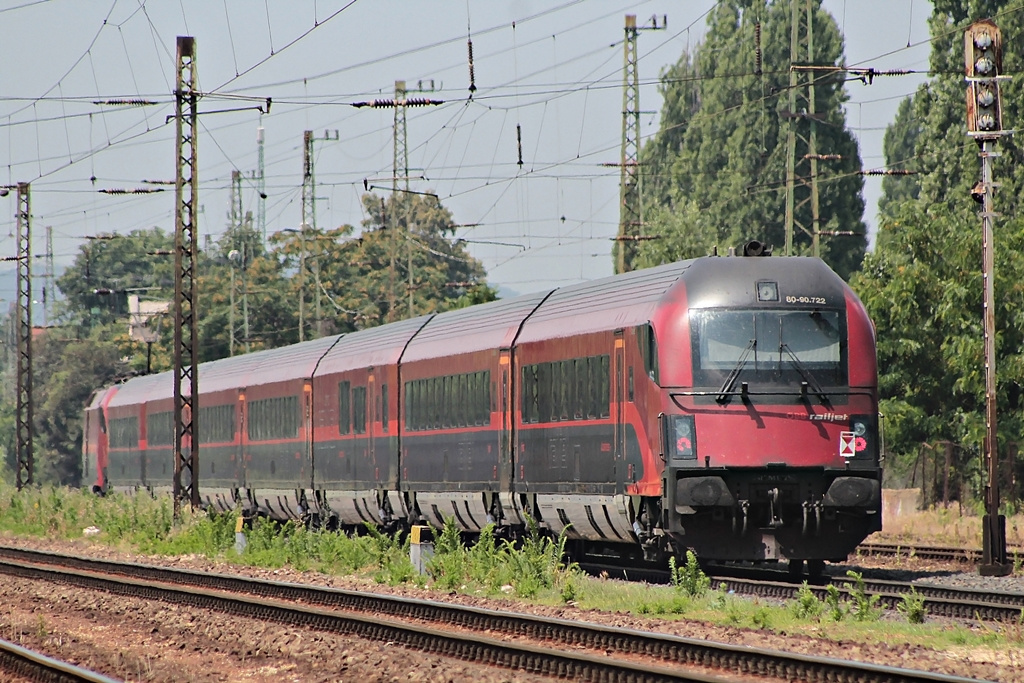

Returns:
663,414,696,462
849,415,876,460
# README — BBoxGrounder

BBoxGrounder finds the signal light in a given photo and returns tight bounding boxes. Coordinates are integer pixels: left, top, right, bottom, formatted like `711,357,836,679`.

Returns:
965,20,1004,138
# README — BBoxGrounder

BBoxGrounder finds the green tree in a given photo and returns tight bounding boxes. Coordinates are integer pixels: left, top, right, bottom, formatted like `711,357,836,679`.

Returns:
877,95,922,219
32,333,127,485
200,218,298,359
636,0,867,278
309,192,495,330
852,0,1024,482
56,228,175,331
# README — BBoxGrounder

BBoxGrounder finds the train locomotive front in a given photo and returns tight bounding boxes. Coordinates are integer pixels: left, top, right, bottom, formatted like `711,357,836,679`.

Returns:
652,249,881,564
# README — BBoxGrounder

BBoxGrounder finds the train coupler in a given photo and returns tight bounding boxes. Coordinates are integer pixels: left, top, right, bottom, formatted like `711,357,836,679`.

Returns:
767,487,784,528
801,501,823,537
731,500,750,536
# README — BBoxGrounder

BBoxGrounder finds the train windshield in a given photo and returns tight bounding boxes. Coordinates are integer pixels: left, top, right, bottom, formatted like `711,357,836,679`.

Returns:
691,308,846,388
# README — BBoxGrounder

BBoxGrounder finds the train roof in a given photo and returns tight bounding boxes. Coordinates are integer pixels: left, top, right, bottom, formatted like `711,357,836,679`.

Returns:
402,291,551,363
84,385,117,411
106,371,171,407
680,256,848,310
315,314,433,375
108,335,343,405
517,260,693,343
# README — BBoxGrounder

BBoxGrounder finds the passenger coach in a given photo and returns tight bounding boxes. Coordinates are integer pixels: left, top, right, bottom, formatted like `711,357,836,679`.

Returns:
84,247,881,569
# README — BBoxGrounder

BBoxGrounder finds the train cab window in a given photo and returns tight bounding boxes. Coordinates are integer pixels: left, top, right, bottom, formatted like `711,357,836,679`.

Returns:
381,384,388,432
691,309,845,387
352,386,367,434
339,381,351,434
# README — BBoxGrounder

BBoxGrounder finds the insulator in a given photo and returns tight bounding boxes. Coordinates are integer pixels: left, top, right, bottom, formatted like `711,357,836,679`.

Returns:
516,124,523,167
467,39,477,94
754,23,762,76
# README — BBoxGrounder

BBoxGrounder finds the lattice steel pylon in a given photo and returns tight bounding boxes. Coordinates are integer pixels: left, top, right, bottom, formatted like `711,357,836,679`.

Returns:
614,15,664,273
14,182,33,490
257,124,267,245
42,226,55,327
393,81,408,193
173,35,200,516
616,15,641,274
783,0,821,257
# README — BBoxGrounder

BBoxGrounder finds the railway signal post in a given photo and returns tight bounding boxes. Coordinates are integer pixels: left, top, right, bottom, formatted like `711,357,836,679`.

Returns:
965,19,1012,576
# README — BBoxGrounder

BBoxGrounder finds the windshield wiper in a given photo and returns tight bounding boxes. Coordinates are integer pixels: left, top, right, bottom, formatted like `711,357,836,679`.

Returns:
716,338,755,404
780,343,831,407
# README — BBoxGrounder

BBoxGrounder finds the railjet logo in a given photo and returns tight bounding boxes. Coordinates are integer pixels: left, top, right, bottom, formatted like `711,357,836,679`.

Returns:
785,412,849,422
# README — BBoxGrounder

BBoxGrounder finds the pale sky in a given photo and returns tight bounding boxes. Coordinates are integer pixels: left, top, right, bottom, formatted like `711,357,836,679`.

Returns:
0,0,932,305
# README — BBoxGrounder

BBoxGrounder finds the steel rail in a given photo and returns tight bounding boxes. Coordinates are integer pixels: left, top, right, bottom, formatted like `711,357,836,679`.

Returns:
582,559,1024,622
0,547,987,683
857,542,1024,564
0,636,121,683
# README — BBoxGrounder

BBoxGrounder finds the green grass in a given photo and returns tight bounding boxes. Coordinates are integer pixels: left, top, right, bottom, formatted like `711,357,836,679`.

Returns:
1,484,1022,659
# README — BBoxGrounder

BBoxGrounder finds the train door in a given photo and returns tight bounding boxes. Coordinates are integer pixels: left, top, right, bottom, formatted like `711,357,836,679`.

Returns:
236,391,246,493
499,349,513,489
303,380,314,489
614,330,625,493
367,370,377,479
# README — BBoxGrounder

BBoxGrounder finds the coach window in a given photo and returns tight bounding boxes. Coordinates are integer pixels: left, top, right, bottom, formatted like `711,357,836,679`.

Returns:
537,362,552,423
199,405,235,444
639,323,660,384
600,355,611,418
109,416,139,449
477,372,486,425
411,382,419,430
521,365,536,424
338,381,351,435
574,359,587,419
455,374,463,428
381,384,389,432
147,411,174,446
628,367,635,402
478,371,488,425
352,386,367,434
405,382,415,430
481,371,489,423
453,374,463,428
558,361,570,421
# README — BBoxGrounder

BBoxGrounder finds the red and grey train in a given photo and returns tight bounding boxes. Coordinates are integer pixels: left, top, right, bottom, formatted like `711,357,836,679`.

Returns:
83,248,881,565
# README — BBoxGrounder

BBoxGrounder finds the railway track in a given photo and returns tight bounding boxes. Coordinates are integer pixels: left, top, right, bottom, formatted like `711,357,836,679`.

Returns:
0,637,119,683
718,574,1024,622
581,559,1024,623
0,546,984,683
857,541,1024,564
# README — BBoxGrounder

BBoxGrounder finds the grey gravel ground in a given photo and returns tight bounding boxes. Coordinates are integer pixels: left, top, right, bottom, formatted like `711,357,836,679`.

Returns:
836,562,1024,595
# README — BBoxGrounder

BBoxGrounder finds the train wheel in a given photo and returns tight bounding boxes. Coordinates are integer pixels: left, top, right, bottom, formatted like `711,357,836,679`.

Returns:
807,559,826,584
787,559,805,582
